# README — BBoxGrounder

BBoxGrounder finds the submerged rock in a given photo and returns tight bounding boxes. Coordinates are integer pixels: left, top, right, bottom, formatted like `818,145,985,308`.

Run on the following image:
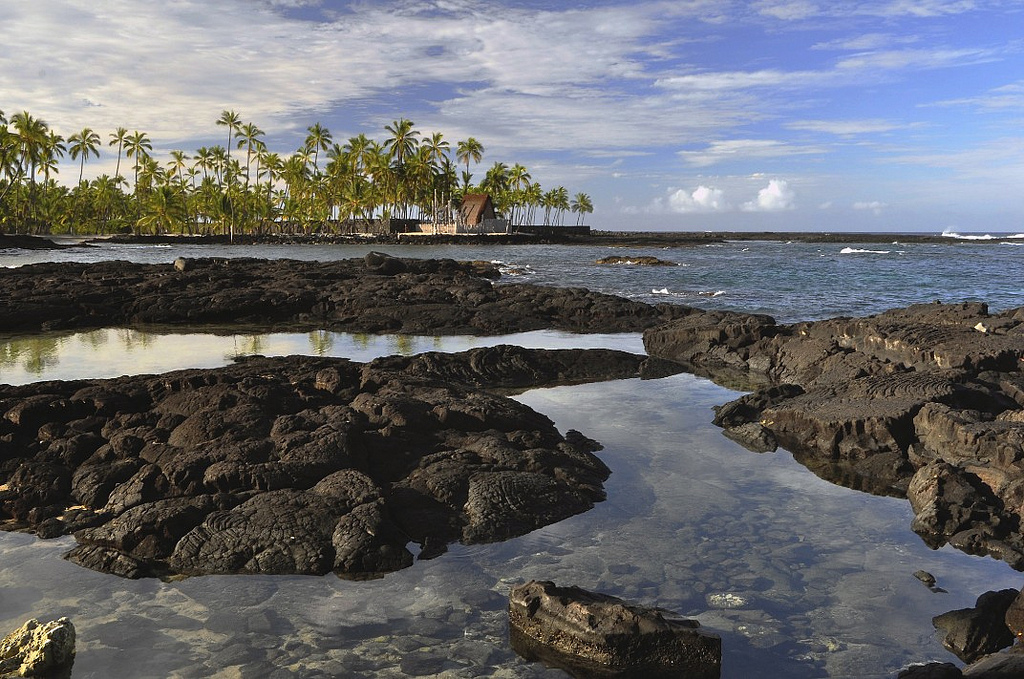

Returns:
0,618,75,678
508,580,721,678
0,347,653,578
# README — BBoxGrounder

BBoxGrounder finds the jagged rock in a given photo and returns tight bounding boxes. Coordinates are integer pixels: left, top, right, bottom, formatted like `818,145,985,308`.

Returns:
897,663,963,679
0,618,75,678
722,422,778,453
0,348,648,578
963,648,1024,677
595,255,677,266
508,580,721,678
1003,588,1024,638
913,570,937,588
932,589,1018,663
645,301,1024,570
906,462,1024,566
642,309,776,369
0,257,689,334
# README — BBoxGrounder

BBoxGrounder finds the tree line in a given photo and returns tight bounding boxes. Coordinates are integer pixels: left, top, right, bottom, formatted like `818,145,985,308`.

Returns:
0,109,594,236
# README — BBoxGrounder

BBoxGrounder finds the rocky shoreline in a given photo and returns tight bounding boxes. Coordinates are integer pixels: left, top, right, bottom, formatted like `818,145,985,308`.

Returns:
4,250,1024,674
644,302,1024,570
0,252,688,334
1,230,1015,251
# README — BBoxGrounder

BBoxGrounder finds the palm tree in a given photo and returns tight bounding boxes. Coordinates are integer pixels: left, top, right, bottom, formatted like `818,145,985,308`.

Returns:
505,163,531,227
124,130,152,226
11,111,48,189
456,137,484,189
0,121,22,204
138,185,186,234
384,118,420,168
304,123,332,174
124,130,152,192
40,131,66,185
108,127,129,185
552,186,570,225
216,110,242,162
422,132,449,172
237,121,265,187
571,192,594,226
68,127,101,185
481,161,509,215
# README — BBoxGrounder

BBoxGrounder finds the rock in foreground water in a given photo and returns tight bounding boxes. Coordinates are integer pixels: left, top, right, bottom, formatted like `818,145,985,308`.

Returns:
508,580,721,678
0,618,75,678
0,346,655,578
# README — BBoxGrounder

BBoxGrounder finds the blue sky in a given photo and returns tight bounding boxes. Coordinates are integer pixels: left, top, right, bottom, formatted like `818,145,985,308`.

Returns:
3,0,1023,231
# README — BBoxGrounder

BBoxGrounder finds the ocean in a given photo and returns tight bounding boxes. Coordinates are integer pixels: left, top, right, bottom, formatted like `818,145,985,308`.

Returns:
1,236,1023,678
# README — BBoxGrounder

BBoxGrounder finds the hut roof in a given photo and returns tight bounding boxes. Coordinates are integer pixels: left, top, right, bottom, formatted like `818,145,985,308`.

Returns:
460,194,496,225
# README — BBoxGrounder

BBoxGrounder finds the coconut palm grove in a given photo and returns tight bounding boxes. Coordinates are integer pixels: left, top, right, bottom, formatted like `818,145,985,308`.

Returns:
0,109,594,236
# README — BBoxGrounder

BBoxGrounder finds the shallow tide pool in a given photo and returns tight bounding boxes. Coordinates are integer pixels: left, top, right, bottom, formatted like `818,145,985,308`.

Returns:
0,329,1020,678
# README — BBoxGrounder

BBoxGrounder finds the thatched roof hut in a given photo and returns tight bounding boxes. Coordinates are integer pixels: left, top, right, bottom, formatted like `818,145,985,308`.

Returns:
460,194,496,226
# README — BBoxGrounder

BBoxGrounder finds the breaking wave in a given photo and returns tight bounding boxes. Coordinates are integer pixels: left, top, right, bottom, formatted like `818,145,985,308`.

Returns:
840,247,890,255
941,230,1024,241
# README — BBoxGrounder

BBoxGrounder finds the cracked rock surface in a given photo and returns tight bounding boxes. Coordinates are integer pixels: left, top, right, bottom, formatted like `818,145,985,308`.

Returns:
0,346,654,579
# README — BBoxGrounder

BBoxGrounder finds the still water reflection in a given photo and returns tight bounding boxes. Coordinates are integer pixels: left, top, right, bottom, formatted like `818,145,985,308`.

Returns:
0,330,1019,678
0,328,644,386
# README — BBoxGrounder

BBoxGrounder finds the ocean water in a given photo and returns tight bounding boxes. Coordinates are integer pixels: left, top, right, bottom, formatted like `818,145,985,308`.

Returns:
1,237,1023,678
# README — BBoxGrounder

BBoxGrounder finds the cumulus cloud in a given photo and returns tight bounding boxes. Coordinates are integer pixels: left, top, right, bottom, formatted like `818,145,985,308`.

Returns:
668,185,728,213
742,179,796,211
633,184,729,215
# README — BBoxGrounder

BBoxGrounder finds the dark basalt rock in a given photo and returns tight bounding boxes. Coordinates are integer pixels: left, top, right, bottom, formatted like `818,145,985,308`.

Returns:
962,648,1024,677
897,663,963,679
932,589,1018,663
508,580,721,678
595,255,678,266
645,302,1024,569
0,256,689,334
0,346,651,579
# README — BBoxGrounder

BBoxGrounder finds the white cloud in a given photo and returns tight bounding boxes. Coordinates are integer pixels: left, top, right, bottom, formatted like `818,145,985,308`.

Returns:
932,80,1024,111
811,33,917,51
632,184,729,215
853,200,888,214
742,179,796,211
835,46,1002,72
786,119,908,135
755,0,820,20
679,139,825,167
668,185,728,213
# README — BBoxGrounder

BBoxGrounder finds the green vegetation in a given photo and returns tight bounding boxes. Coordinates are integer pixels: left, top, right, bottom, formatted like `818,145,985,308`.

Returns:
0,109,593,236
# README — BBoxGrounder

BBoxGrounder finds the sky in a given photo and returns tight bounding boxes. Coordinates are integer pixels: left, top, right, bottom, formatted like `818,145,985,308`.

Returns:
2,0,1024,232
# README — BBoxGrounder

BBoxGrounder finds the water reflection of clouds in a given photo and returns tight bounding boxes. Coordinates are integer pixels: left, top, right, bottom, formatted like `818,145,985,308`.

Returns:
0,329,646,386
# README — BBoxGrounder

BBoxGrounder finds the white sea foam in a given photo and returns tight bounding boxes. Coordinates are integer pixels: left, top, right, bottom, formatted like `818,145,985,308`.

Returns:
840,247,890,254
652,287,725,298
941,229,1024,241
